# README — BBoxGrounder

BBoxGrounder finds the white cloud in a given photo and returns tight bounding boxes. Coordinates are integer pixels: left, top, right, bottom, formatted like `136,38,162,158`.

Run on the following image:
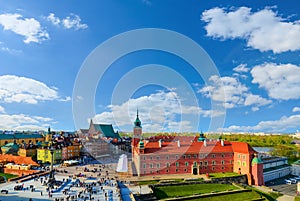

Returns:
201,7,300,53
0,113,52,130
244,94,272,107
0,105,5,113
0,75,68,104
93,91,220,132
251,63,300,100
46,13,60,26
0,13,49,44
293,107,300,113
223,114,300,132
199,75,271,109
47,13,87,30
233,64,249,73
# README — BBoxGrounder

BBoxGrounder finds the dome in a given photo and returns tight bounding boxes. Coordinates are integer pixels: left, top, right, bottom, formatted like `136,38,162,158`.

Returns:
251,156,262,165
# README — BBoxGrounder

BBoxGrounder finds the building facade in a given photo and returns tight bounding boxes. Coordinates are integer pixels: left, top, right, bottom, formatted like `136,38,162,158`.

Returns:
131,112,264,186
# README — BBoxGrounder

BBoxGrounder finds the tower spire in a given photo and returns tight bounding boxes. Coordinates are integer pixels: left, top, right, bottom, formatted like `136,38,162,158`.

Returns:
134,108,141,127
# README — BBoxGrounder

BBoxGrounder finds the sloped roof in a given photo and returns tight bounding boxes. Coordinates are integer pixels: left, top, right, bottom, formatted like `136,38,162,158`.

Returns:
0,134,44,140
231,141,257,154
93,124,120,139
143,138,233,155
0,154,39,166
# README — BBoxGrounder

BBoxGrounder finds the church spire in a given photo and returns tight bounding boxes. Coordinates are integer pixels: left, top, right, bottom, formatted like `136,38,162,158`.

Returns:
134,108,141,127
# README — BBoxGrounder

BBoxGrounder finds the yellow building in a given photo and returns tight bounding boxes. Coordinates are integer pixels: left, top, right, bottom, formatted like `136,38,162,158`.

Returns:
18,147,37,157
37,148,62,164
0,133,44,147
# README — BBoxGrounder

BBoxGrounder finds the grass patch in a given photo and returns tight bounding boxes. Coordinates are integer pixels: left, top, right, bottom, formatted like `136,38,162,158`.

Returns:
0,172,18,180
188,191,263,201
249,188,281,201
208,172,240,178
154,183,239,199
137,180,160,185
295,196,300,201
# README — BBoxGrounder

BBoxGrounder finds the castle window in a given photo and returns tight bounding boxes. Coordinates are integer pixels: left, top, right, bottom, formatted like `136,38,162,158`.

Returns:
144,171,146,174
175,155,179,159
185,162,189,167
199,161,203,166
166,169,169,173
242,155,246,160
166,162,170,168
199,154,203,158
212,167,215,170
156,156,160,160
212,160,216,165
176,162,179,167
237,160,241,166
222,166,225,170
143,156,146,160
183,155,186,159
184,169,187,172
188,155,191,159
193,161,197,167
194,154,197,158
211,154,215,158
204,161,208,166
156,163,160,168
221,160,225,165
238,154,241,159
166,155,169,160
242,161,246,167
150,156,153,160
143,163,146,168
176,169,179,172
149,163,153,168
221,153,225,157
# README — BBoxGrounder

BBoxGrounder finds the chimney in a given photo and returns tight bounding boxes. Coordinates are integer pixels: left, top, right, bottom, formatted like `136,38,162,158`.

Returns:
177,140,180,147
221,139,224,146
204,140,207,147
158,139,162,148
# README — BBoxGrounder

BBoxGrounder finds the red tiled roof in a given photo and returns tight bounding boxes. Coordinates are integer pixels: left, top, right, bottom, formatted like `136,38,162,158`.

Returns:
231,141,257,154
0,154,39,166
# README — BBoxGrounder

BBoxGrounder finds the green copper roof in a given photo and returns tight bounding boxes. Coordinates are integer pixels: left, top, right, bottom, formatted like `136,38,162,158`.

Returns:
252,156,263,165
0,134,43,140
139,140,144,148
93,124,120,139
134,109,142,127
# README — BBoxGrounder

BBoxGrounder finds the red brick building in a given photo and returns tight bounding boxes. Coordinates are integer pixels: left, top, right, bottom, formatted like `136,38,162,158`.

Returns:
131,111,264,186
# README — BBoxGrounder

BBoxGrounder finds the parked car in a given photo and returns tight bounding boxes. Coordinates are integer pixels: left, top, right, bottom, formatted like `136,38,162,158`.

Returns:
294,177,300,181
290,178,297,184
284,179,292,185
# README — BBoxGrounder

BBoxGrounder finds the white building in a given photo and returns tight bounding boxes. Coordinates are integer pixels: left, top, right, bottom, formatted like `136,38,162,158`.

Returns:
262,156,291,182
292,160,300,176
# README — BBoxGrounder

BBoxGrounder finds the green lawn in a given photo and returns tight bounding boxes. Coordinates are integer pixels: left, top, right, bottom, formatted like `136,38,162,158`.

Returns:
295,196,300,201
208,172,240,178
154,183,239,199
0,173,18,180
188,191,263,201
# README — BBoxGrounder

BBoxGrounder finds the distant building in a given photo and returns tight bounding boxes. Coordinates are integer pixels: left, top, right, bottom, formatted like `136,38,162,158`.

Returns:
291,160,300,176
0,133,44,146
37,148,62,164
18,143,37,157
131,111,264,186
262,156,290,182
88,120,120,139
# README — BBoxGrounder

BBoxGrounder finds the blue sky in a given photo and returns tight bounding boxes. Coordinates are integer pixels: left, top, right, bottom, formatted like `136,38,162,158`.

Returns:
0,0,299,133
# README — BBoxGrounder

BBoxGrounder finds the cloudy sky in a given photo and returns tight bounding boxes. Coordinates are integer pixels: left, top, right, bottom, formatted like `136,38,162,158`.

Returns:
0,0,299,133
